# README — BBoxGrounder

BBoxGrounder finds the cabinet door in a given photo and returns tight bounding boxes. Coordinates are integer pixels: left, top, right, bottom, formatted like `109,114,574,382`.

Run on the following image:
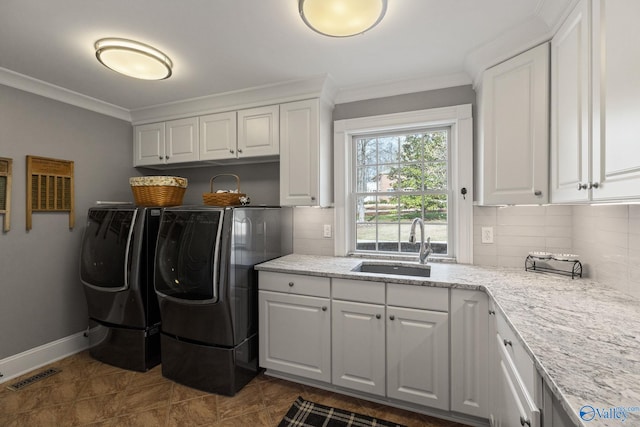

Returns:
387,306,449,410
199,112,237,161
494,335,541,427
134,122,165,166
258,290,330,382
237,105,279,158
332,300,385,396
280,99,319,206
591,0,640,200
166,117,199,164
450,290,489,418
479,43,549,205
550,0,591,203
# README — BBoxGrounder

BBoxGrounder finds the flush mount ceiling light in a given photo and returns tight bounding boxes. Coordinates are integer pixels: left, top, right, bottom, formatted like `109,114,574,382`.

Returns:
95,38,173,80
299,0,387,37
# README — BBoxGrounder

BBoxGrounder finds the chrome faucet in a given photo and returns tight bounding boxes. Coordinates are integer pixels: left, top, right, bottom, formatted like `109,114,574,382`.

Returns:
409,218,432,264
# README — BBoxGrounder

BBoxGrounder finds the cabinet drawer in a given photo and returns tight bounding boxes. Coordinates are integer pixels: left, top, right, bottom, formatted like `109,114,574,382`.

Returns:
496,333,540,427
332,278,385,304
387,283,448,312
259,271,330,298
496,313,537,402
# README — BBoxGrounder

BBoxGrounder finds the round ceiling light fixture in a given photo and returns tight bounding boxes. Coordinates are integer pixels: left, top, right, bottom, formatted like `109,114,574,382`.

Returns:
299,0,388,37
95,38,173,80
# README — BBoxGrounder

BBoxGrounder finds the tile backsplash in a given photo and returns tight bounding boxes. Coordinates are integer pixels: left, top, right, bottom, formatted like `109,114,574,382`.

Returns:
292,205,639,298
293,207,335,256
474,204,640,298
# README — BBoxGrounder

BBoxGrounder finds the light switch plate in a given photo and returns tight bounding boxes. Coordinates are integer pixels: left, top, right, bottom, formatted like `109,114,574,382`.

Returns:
323,224,332,238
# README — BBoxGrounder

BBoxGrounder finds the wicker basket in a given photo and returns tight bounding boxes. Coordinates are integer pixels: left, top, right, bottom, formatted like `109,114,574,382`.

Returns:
129,176,187,207
202,174,247,206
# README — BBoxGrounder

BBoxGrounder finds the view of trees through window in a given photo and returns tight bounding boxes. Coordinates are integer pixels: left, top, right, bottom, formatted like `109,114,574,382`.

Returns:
354,128,450,255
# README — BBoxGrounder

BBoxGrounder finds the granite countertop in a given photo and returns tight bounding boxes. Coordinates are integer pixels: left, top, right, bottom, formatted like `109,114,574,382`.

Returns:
256,254,640,427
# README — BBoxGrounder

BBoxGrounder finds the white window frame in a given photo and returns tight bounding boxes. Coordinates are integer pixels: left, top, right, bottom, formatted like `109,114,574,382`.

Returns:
334,104,473,263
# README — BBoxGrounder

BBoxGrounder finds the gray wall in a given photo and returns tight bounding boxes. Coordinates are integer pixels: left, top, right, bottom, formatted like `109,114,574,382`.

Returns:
0,84,134,359
143,162,280,206
333,85,476,120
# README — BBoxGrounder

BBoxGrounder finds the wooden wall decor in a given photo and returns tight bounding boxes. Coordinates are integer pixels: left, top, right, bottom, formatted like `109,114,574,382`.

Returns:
0,157,12,232
26,155,75,230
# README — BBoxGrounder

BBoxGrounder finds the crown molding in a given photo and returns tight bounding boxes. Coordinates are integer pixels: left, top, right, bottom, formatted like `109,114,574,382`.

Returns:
464,16,552,89
334,72,472,105
0,67,131,122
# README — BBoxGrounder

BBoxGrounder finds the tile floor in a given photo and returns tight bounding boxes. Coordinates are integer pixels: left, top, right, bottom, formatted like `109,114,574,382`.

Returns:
0,351,468,426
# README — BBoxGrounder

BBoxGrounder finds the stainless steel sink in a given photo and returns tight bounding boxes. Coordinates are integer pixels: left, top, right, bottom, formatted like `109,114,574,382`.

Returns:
353,262,431,278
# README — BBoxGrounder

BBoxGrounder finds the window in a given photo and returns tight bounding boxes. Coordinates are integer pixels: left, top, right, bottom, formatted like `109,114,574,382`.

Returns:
353,128,451,256
334,105,473,263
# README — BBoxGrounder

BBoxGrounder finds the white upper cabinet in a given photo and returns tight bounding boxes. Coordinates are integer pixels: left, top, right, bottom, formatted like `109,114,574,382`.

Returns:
550,0,591,203
134,118,198,167
134,122,165,167
477,43,550,205
199,112,237,161
552,0,640,202
165,117,199,164
279,98,333,207
237,105,279,158
591,0,640,201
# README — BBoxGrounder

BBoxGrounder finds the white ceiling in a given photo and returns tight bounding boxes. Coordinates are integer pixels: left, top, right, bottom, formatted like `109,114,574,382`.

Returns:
0,0,574,117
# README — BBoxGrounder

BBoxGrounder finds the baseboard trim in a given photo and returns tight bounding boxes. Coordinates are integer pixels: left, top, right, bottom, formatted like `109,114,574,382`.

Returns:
0,331,90,384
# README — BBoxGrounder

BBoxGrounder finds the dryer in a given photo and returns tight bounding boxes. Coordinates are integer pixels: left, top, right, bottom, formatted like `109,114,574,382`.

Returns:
80,205,162,371
154,206,291,395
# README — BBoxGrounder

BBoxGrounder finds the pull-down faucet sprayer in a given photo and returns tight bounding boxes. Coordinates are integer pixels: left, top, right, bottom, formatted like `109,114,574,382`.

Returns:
409,218,432,264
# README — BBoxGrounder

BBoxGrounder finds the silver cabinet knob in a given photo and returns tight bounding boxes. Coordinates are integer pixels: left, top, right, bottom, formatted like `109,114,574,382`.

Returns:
520,416,531,426
322,306,327,312
489,310,496,315
577,183,588,190
589,182,600,189
166,155,170,160
534,190,542,196
229,149,235,154
237,149,243,153
310,196,316,201
376,314,381,319
288,282,294,287
389,315,395,321
159,155,164,160
504,339,513,347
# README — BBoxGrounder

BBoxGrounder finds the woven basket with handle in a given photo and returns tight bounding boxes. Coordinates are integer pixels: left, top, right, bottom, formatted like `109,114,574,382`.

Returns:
129,176,187,207
202,174,247,206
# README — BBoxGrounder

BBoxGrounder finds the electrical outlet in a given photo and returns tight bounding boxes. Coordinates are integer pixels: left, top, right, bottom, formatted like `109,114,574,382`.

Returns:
323,224,332,238
481,226,494,244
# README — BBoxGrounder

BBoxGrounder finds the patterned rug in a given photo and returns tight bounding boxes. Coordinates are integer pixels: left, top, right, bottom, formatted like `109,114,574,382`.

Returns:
279,396,406,427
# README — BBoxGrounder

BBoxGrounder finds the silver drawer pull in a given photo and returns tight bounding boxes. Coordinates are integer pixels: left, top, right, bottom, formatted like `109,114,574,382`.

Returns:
389,315,395,321
376,314,381,319
321,306,327,312
489,310,496,315
504,339,513,347
534,190,542,196
288,282,294,287
520,416,531,426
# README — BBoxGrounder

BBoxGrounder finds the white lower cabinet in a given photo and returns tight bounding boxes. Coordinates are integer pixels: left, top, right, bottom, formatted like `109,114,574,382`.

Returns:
258,290,330,382
450,290,489,418
332,300,385,396
386,305,449,410
488,302,541,427
493,334,540,427
258,272,331,382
